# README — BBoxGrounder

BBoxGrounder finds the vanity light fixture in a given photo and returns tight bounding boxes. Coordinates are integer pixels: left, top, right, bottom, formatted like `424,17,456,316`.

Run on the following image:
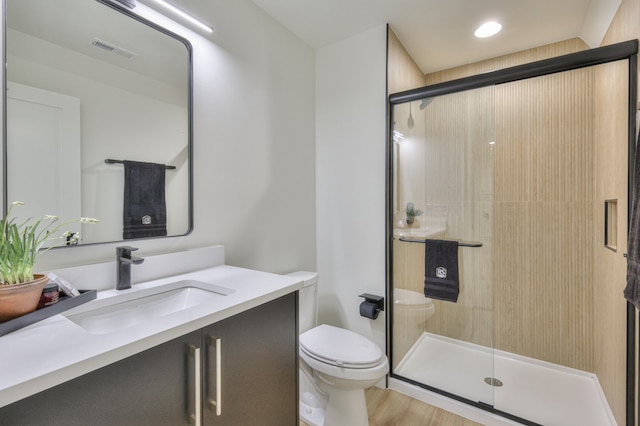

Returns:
393,130,405,143
112,0,137,9
146,0,214,33
474,21,502,38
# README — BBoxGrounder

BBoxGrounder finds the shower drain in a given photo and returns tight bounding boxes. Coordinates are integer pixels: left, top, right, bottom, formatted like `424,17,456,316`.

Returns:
484,377,503,387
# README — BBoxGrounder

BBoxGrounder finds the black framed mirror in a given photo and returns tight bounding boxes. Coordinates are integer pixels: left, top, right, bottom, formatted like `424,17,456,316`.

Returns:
3,0,193,245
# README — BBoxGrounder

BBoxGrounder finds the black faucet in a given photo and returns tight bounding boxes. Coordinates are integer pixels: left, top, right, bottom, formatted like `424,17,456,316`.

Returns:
116,246,145,290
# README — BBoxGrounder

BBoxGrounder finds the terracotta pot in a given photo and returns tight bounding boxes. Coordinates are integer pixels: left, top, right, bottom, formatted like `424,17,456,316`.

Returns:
0,274,49,323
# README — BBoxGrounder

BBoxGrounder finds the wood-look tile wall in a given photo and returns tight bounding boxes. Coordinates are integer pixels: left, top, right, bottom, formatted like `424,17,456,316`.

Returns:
393,39,600,368
593,0,639,422
424,39,589,86
396,87,495,351
394,66,599,362
492,67,596,370
593,60,629,425
387,26,425,95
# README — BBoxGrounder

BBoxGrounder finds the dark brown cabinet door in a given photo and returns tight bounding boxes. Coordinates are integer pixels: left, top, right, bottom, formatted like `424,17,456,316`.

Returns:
202,293,298,426
0,329,202,425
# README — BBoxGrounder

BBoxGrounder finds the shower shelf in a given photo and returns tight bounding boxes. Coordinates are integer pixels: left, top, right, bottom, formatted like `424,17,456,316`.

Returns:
397,237,483,248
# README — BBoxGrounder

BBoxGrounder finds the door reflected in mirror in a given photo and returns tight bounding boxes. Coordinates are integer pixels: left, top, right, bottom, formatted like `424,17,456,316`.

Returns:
4,0,192,245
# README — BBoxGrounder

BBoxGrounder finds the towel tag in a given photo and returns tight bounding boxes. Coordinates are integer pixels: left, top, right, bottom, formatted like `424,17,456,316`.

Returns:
142,215,152,225
436,267,447,278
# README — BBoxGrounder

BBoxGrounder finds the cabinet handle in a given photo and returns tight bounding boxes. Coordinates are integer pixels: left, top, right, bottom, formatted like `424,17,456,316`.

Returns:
206,336,222,416
188,345,202,426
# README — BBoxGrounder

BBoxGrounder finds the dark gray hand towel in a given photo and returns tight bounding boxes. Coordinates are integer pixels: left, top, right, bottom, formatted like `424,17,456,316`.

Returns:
123,160,168,239
424,239,460,303
625,131,640,308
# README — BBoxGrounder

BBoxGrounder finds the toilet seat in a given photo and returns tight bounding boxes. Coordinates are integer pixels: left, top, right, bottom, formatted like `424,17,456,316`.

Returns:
394,288,433,307
300,324,384,369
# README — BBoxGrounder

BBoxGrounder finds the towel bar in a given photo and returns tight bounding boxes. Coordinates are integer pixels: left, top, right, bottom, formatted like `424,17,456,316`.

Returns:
398,237,482,248
105,159,176,170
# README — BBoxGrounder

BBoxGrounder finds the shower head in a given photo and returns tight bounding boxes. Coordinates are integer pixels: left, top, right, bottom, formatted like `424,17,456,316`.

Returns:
419,98,434,110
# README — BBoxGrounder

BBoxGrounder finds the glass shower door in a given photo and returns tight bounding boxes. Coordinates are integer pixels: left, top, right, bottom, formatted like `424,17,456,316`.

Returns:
390,87,495,407
389,43,636,425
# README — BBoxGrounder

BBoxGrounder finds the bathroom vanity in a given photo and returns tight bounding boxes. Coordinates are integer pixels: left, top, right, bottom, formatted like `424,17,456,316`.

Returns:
0,246,302,425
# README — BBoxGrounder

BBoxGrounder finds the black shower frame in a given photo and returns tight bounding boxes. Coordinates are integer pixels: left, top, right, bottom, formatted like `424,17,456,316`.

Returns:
386,39,638,425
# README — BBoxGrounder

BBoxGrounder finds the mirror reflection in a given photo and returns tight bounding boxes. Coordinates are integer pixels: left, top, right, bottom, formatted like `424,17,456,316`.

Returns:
5,0,192,245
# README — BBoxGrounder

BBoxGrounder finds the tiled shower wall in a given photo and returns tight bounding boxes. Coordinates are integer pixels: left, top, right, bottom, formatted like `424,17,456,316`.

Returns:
393,39,598,371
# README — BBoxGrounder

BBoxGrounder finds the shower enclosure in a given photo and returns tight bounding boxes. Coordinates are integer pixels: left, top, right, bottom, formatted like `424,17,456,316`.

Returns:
387,41,638,425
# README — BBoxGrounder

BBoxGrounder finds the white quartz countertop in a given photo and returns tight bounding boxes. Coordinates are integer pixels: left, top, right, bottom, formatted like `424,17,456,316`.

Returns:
0,264,303,408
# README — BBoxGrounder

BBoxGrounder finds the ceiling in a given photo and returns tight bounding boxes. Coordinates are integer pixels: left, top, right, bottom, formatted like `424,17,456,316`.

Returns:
249,0,622,74
7,0,188,89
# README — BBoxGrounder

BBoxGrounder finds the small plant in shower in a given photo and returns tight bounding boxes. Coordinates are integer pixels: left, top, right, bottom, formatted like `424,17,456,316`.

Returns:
404,202,423,226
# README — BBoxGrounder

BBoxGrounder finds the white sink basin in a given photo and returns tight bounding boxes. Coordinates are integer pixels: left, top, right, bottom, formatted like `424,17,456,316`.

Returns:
393,226,446,239
65,280,234,335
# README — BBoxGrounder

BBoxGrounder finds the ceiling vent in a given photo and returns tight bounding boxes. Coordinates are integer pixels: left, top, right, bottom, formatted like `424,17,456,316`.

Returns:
91,38,138,60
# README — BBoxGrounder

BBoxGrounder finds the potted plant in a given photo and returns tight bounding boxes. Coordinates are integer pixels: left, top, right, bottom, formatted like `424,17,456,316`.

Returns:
404,202,423,225
0,201,98,322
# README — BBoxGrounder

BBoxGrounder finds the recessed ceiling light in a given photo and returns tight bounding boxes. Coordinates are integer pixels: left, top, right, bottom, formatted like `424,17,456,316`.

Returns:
475,21,502,38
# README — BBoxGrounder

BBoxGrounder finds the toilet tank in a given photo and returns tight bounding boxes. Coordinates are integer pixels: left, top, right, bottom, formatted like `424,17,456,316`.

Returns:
286,271,319,334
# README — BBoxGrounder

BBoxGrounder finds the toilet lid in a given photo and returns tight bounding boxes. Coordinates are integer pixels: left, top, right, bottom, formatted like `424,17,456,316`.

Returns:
299,324,384,369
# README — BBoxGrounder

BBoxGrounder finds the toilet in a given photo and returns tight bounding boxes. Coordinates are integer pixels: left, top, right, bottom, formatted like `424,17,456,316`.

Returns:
392,288,435,366
288,271,389,426
394,288,435,330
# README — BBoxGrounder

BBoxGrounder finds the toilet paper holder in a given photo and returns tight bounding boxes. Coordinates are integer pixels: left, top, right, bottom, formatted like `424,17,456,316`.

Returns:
358,293,384,319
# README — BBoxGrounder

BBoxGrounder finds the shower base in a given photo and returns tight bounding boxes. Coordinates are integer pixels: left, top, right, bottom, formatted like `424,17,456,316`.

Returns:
394,332,615,425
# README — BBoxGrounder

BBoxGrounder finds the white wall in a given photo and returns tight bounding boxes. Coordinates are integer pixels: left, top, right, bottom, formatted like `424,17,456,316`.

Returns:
316,26,388,348
1,0,317,276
